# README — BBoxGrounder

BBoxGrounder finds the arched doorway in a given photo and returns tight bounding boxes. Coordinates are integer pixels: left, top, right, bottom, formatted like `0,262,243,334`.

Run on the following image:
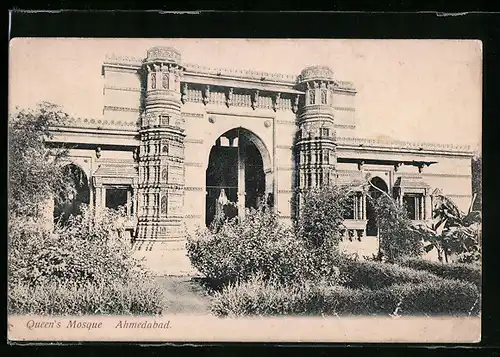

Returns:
54,164,90,223
205,128,270,227
365,176,389,236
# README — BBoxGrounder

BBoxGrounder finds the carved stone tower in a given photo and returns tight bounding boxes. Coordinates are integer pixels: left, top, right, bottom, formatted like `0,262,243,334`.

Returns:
136,47,186,249
295,66,338,197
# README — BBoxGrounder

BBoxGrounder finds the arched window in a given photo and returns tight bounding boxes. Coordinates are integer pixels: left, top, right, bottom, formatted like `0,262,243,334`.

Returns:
162,73,169,89
151,73,156,89
162,168,168,183
161,195,168,215
309,89,315,105
321,89,328,104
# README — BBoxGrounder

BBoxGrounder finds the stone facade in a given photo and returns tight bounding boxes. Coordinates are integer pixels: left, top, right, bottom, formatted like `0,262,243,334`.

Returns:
47,46,474,272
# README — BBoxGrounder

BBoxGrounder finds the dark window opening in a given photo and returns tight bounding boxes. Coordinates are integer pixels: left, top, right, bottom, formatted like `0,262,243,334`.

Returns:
106,188,128,211
403,194,423,220
321,128,330,137
344,195,355,219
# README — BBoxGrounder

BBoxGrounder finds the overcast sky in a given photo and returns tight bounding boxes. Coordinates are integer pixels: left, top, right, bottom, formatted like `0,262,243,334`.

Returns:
9,38,482,152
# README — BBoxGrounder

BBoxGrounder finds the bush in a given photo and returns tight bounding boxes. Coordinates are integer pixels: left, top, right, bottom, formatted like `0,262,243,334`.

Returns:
186,206,341,286
8,278,165,316
339,259,443,290
399,257,482,290
211,275,480,317
296,185,352,250
8,205,164,315
373,195,424,262
9,206,151,288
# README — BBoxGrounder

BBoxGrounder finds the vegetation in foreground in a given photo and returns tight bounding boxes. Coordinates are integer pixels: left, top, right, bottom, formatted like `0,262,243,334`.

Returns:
187,185,481,317
8,103,165,316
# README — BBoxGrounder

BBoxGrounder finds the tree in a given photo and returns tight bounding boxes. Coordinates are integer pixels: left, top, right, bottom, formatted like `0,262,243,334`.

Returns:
8,102,74,218
363,176,423,263
295,185,353,250
471,154,482,212
371,194,424,263
414,194,481,263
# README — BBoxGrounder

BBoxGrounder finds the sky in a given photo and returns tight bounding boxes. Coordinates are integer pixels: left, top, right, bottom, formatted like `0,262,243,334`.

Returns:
9,38,482,152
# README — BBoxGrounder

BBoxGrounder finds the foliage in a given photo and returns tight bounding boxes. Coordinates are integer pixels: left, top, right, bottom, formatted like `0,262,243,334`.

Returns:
399,257,481,290
8,279,165,316
9,205,151,288
8,204,164,315
471,154,482,212
8,102,75,218
211,274,480,317
414,194,481,263
186,204,342,286
339,259,443,290
295,185,353,250
372,195,424,263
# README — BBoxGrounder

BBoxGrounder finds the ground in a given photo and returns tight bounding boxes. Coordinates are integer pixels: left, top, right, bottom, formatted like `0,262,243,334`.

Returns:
156,276,211,314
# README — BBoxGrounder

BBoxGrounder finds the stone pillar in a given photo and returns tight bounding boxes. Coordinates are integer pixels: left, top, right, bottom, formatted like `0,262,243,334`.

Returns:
362,193,367,220
94,179,103,215
424,194,432,220
419,195,425,220
354,195,358,219
127,189,132,217
238,147,246,219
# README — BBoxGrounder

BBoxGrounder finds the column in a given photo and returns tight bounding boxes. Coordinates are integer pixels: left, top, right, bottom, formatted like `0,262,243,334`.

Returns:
419,195,425,220
94,184,102,214
354,195,358,219
132,185,138,218
362,193,367,220
424,194,432,220
358,195,363,219
238,148,246,219
101,187,106,211
127,188,132,217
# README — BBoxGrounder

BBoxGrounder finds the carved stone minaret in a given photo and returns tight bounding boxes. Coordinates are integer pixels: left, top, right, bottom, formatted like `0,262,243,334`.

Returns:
136,47,186,249
295,66,338,196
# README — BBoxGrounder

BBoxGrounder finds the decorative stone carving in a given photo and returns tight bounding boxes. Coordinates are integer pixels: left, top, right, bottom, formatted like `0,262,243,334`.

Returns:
146,46,182,64
251,90,259,110
300,65,335,82
272,92,280,112
181,83,188,104
202,85,210,105
208,116,216,124
226,88,233,108
264,120,271,128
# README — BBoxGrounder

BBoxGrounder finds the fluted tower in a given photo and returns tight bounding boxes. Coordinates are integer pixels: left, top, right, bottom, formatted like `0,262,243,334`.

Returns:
295,66,338,194
136,47,186,249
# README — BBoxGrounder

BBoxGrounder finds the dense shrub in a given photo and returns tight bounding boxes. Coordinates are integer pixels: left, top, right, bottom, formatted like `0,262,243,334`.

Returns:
399,257,482,290
8,278,165,316
296,185,352,250
8,206,164,315
211,275,480,317
339,259,443,290
9,206,150,288
373,195,424,262
186,206,341,286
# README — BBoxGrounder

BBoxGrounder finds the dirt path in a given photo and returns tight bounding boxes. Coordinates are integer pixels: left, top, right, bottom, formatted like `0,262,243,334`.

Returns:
156,276,212,315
